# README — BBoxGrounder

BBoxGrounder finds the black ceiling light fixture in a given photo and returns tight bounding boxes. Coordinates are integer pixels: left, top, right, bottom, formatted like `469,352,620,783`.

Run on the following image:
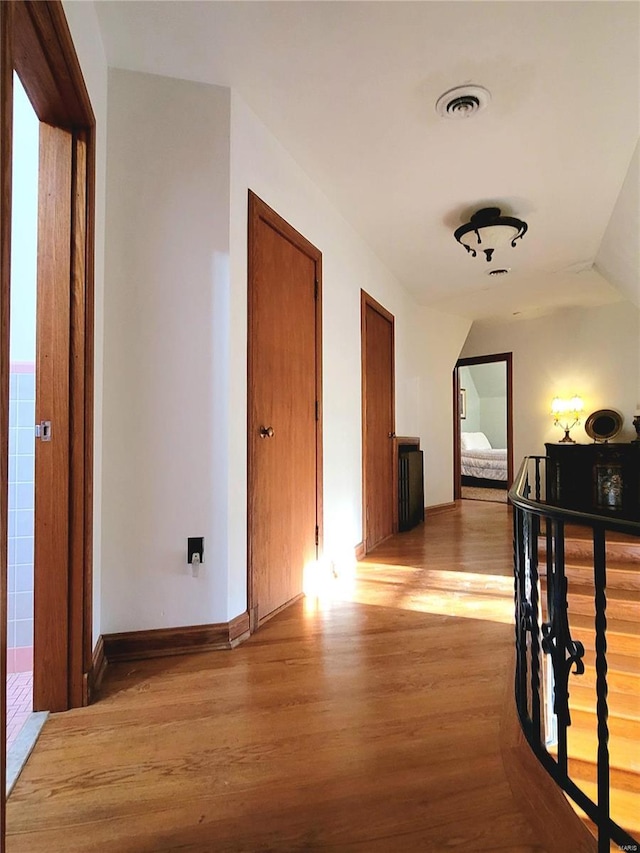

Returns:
454,207,528,263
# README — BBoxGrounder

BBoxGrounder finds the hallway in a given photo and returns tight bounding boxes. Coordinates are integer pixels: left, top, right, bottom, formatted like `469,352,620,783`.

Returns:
6,502,591,852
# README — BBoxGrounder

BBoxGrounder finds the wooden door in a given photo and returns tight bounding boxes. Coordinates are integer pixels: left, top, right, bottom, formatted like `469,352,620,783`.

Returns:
361,292,395,552
33,123,72,712
247,192,322,628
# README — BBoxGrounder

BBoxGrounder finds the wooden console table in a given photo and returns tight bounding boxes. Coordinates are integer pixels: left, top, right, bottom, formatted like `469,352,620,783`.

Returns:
545,442,640,521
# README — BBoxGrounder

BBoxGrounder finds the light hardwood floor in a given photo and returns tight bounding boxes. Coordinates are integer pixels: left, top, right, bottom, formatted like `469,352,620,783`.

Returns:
6,502,595,852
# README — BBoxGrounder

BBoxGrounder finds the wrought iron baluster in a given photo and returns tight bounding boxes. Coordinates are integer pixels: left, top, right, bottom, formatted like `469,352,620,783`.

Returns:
527,509,542,746
541,519,585,775
593,525,610,853
514,506,529,722
509,455,638,851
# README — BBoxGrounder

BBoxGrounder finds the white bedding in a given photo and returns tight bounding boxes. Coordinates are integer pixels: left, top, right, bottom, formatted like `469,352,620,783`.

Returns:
461,447,507,481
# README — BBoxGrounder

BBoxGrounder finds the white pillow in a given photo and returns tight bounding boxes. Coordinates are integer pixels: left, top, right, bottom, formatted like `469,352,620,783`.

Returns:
461,432,492,451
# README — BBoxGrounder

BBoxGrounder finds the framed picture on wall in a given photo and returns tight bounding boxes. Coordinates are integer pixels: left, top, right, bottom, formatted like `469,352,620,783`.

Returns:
460,388,467,419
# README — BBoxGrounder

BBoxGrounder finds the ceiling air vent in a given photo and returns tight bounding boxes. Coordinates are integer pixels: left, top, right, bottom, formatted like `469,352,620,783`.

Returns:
488,268,511,277
435,85,491,119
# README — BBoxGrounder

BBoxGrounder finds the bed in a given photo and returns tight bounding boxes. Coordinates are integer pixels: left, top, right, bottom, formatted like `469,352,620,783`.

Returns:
461,431,508,488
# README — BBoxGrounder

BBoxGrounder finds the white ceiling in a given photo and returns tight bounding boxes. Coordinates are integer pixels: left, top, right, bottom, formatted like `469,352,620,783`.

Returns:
94,1,640,322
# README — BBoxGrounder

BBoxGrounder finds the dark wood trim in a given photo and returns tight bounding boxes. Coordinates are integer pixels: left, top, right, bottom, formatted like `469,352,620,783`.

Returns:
354,542,366,561
103,614,251,664
453,365,462,500
69,131,88,708
82,129,96,691
247,191,323,630
87,635,106,702
8,0,95,714
396,436,420,447
0,4,13,847
360,291,396,554
228,611,252,645
425,501,458,516
12,1,94,128
69,127,95,709
454,352,514,499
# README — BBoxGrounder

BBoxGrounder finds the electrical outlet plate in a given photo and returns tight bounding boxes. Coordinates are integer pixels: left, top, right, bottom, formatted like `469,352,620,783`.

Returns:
187,537,204,564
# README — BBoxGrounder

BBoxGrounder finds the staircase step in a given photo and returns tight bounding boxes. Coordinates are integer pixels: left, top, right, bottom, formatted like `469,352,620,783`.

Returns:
567,612,640,659
548,755,640,839
563,585,640,623
566,758,640,795
570,681,640,720
562,709,640,772
568,772,640,838
539,561,640,592
579,648,640,679
539,527,640,565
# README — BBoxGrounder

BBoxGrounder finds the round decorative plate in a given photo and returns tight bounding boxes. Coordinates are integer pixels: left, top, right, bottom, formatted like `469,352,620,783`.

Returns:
585,409,623,442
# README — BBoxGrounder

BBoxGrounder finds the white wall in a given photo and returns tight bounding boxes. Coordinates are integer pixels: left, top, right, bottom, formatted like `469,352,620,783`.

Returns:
596,139,640,309
62,0,108,644
415,307,471,506
468,361,507,449
459,367,480,432
229,93,469,613
461,301,640,469
102,70,231,632
480,396,507,449
459,363,507,449
62,41,469,634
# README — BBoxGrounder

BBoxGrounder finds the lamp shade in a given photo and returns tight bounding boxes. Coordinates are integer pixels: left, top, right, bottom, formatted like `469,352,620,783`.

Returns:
551,396,584,420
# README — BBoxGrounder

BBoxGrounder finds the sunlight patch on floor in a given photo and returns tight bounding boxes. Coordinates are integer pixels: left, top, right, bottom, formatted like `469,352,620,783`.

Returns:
359,562,513,624
303,557,514,625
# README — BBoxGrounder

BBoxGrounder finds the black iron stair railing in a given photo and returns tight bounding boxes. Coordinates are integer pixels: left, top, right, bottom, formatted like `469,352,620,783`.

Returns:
510,455,639,853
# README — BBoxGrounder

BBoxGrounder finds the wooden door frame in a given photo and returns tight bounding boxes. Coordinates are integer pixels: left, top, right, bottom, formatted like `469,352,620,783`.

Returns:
360,290,396,553
453,352,513,500
246,190,323,632
1,0,94,727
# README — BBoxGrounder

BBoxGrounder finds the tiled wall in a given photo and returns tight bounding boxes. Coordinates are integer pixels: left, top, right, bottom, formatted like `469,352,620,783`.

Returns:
7,364,34,674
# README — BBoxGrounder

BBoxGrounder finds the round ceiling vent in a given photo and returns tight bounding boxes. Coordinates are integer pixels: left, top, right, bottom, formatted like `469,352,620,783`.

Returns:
435,85,491,119
487,268,511,276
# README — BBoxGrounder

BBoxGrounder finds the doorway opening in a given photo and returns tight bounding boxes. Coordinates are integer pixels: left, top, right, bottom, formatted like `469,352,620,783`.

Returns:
2,0,96,831
7,72,37,756
453,353,513,504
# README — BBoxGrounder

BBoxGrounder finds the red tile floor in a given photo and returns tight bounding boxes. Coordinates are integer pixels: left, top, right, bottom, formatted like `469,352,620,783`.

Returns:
7,672,33,750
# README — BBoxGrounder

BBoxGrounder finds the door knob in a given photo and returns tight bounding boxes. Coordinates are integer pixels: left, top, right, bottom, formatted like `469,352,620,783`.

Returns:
259,426,275,438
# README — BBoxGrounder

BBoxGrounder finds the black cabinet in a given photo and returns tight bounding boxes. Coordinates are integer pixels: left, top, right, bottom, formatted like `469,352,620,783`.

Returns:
398,450,424,531
545,442,640,521
396,437,424,532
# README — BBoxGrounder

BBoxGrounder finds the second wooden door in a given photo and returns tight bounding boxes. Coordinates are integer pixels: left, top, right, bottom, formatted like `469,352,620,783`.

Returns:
361,292,395,552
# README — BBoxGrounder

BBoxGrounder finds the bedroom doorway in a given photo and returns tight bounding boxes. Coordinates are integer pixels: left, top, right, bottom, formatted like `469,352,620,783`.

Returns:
453,353,513,503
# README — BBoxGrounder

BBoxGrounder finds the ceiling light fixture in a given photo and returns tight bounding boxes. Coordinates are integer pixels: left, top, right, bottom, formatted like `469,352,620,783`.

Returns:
454,207,528,263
